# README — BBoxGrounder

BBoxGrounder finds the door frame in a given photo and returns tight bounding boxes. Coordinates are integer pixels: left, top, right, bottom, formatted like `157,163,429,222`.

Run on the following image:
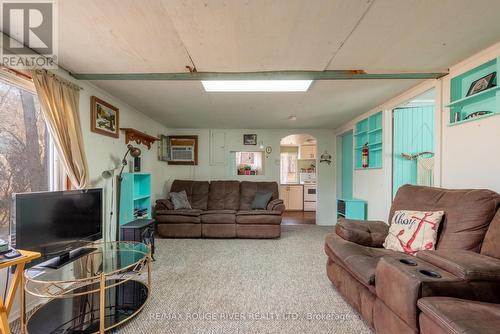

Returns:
336,129,354,199
390,87,442,199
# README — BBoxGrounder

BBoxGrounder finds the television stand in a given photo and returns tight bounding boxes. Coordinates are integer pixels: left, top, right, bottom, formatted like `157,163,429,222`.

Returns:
23,242,152,334
41,247,97,269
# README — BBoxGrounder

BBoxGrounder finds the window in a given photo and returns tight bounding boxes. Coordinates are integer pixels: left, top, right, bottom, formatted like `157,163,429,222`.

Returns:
0,70,56,239
232,151,263,175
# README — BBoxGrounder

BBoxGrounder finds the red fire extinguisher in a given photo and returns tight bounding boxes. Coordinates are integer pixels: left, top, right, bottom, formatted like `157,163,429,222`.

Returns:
362,143,369,168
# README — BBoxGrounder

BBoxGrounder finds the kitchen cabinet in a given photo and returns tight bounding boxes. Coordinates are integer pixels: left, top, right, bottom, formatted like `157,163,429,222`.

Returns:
299,145,316,160
279,185,304,211
209,130,226,165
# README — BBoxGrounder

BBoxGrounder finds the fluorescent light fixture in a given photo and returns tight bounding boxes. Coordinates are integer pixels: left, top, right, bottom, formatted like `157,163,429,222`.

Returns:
201,80,312,92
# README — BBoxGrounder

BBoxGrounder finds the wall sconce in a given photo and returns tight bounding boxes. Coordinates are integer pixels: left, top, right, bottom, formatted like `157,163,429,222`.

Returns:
259,141,265,150
320,151,332,165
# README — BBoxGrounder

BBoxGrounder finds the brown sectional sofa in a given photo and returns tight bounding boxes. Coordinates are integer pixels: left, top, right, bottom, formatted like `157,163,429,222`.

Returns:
325,184,500,333
155,180,284,238
418,297,500,334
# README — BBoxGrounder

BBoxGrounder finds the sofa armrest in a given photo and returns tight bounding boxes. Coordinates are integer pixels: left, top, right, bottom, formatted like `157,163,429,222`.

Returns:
335,218,389,247
417,250,500,281
155,199,174,211
267,199,285,213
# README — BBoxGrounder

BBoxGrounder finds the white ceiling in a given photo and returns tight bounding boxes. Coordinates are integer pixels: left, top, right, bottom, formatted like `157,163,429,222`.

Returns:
57,0,500,129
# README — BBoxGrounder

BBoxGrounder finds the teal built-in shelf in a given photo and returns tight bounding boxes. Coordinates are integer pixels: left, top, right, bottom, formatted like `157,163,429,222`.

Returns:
446,57,498,126
354,111,382,169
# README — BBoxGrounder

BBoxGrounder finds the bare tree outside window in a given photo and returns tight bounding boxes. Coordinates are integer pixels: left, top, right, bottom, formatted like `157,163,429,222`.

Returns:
0,79,49,239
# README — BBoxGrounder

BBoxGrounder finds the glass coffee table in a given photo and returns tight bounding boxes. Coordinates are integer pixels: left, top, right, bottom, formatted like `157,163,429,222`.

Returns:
23,241,151,334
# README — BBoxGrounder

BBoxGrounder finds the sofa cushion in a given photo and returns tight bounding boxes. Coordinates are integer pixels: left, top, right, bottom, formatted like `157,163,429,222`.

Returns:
418,297,500,334
201,210,236,224
325,233,396,286
383,210,444,255
237,210,281,216
417,249,500,281
156,214,201,224
156,209,201,216
239,182,279,210
236,213,282,225
202,210,237,215
390,185,500,252
251,191,273,209
169,190,192,210
207,180,240,211
171,180,210,210
481,209,500,260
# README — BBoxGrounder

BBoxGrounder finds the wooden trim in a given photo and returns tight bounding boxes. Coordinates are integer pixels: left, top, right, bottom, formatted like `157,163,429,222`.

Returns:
70,70,448,81
91,96,120,138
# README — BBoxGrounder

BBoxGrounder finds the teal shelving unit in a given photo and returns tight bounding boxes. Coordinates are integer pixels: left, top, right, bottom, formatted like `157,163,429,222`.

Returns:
446,57,499,126
337,198,367,220
354,111,383,169
119,173,152,227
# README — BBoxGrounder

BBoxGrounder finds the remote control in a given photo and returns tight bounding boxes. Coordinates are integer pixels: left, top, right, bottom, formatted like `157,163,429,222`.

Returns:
4,249,21,259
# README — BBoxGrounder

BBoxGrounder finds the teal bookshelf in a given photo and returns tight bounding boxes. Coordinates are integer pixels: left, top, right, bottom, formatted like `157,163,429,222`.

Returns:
354,111,382,169
446,57,499,126
119,173,152,227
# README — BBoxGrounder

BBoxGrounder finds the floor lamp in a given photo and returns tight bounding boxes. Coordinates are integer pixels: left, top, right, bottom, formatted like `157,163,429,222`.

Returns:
102,144,142,241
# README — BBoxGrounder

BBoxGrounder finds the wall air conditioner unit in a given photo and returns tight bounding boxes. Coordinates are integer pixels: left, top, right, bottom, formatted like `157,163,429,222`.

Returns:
169,145,195,162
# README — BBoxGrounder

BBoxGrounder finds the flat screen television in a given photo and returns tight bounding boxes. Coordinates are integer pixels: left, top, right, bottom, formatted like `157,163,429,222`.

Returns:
11,188,103,268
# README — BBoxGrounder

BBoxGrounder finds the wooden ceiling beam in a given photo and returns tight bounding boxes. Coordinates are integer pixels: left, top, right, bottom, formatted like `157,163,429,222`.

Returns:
70,70,448,81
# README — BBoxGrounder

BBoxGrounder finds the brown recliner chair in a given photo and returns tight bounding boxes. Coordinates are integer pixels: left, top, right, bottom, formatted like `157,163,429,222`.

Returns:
418,297,500,334
155,180,284,238
325,184,500,333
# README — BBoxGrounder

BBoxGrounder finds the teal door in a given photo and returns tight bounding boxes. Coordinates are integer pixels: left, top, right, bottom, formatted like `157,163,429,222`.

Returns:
393,106,435,197
341,131,353,199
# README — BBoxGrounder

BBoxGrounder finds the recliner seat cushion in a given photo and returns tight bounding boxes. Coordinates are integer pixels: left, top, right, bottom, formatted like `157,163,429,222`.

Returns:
418,297,500,334
390,185,500,252
325,233,396,286
236,213,281,225
156,209,201,216
201,210,236,224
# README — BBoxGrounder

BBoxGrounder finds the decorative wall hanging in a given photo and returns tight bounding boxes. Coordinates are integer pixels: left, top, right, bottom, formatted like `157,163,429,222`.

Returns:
320,151,332,165
120,128,158,149
243,134,257,145
91,96,119,138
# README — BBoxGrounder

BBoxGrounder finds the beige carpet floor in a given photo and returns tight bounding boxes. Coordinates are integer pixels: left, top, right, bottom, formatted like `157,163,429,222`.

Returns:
115,225,373,334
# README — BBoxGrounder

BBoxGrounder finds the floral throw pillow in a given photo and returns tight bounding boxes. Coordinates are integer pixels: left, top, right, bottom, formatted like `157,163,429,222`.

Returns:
383,210,444,255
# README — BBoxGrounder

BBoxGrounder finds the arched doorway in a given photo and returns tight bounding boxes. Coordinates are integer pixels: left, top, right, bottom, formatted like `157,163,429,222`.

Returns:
279,134,317,225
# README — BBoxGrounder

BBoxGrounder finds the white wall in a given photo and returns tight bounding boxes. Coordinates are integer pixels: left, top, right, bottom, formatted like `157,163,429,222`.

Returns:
441,42,500,192
164,128,337,226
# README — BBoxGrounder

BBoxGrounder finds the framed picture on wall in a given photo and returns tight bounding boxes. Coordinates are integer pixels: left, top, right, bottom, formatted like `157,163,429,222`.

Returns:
466,72,496,96
243,134,257,145
91,96,119,138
